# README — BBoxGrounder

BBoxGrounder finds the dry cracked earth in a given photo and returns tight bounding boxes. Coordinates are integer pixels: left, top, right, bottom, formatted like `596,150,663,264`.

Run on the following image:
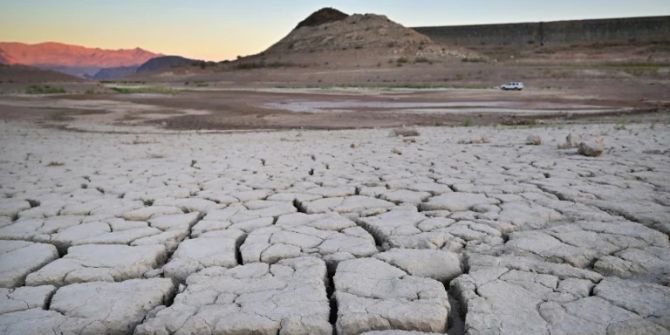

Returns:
0,120,669,335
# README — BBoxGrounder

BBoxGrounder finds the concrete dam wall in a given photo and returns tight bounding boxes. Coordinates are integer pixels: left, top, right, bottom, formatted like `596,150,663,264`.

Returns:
413,16,670,46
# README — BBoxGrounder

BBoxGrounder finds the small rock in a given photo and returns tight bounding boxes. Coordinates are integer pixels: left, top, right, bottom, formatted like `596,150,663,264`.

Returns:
391,148,403,155
526,135,542,145
458,136,489,144
558,133,580,149
578,137,604,157
390,128,420,137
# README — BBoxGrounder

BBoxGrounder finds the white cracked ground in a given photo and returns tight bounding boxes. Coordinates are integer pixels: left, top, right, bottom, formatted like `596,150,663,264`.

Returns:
0,120,668,335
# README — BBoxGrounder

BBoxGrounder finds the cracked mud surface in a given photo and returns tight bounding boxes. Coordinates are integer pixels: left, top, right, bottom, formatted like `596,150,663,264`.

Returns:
0,120,668,334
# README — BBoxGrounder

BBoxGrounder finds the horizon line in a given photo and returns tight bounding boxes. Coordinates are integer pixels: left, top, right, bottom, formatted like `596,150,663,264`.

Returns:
2,12,668,61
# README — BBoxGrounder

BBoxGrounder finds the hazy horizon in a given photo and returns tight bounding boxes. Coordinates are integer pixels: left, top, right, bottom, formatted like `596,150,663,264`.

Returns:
1,0,669,61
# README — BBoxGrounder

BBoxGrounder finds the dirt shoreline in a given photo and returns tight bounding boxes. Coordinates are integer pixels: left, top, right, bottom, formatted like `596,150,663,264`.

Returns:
0,88,666,133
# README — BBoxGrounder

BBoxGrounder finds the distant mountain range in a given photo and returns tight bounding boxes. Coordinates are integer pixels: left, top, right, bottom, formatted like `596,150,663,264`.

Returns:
136,56,204,73
0,42,205,79
91,56,205,80
89,66,139,81
0,42,159,67
0,63,82,83
0,49,13,64
0,42,159,78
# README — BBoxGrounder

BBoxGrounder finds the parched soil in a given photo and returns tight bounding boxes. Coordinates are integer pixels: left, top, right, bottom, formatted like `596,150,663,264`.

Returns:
0,119,668,334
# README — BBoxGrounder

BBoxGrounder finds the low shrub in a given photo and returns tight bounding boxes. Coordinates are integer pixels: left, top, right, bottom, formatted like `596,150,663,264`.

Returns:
25,85,66,94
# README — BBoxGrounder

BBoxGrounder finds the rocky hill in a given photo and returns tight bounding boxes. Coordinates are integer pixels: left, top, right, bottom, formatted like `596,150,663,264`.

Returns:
136,56,204,73
240,8,468,67
0,42,160,77
90,56,206,80
91,66,139,80
0,64,81,83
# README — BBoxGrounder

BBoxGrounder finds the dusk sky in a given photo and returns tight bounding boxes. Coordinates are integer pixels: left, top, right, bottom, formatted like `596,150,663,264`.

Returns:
2,0,669,61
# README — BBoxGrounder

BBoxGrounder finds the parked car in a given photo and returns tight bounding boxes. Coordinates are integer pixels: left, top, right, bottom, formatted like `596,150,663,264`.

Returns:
500,82,524,91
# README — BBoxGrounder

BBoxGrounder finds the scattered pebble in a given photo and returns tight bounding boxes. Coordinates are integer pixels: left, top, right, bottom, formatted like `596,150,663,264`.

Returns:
526,135,542,145
390,127,420,137
558,133,580,149
458,135,490,144
578,137,605,157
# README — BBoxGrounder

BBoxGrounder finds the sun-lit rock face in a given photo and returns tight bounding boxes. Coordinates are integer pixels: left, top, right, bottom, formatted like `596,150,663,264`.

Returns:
0,42,159,68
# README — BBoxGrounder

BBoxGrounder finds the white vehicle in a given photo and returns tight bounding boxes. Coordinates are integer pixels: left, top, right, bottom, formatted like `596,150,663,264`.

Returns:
500,82,524,91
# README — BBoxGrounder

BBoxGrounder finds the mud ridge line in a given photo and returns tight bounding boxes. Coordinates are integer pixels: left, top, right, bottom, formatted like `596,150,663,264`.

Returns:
156,210,206,274
293,198,307,214
326,267,338,334
235,233,247,266
352,217,385,250
43,287,56,311
447,284,466,335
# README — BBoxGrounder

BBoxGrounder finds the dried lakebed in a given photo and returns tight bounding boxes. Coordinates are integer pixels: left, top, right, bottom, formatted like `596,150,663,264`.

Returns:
0,121,668,335
263,100,630,115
